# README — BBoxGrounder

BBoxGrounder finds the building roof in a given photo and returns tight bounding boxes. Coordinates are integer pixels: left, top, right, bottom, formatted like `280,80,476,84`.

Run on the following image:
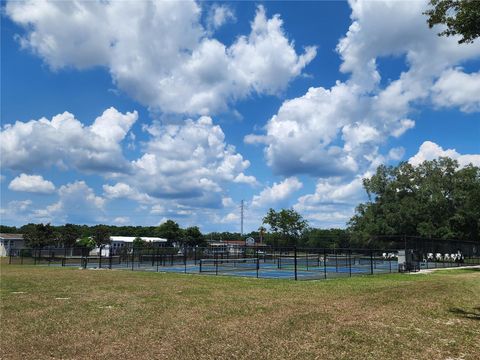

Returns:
0,233,23,240
110,236,167,243
209,240,268,247
208,240,243,246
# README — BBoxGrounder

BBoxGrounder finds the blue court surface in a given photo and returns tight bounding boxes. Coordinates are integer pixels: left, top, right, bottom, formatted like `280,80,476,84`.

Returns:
107,259,399,280
13,252,477,280
26,258,400,280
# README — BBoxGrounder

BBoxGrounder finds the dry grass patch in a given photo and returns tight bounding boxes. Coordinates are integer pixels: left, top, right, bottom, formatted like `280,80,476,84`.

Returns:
1,263,479,360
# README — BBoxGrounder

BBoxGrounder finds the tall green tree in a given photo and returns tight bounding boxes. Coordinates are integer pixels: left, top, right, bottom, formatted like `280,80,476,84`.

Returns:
424,0,480,44
22,223,55,248
0,225,19,233
132,236,148,248
59,223,81,248
156,220,181,244
301,228,350,249
262,208,308,246
183,226,205,247
91,225,111,247
349,157,480,243
77,236,95,250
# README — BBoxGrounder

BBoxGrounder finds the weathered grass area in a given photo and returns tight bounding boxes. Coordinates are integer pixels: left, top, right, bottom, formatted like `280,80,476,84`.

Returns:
1,262,479,360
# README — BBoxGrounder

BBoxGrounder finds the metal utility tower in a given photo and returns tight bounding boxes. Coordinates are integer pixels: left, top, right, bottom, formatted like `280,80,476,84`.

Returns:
240,200,244,235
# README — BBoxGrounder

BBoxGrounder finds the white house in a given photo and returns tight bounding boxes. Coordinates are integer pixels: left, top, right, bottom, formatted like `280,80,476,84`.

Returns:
92,236,168,256
0,233,25,256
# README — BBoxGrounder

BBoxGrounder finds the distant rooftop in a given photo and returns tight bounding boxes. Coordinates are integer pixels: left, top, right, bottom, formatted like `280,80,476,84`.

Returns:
0,233,23,240
110,236,167,243
209,240,267,247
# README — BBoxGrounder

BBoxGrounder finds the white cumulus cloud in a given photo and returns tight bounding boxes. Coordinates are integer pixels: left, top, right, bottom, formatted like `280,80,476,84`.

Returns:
7,2,315,115
0,200,32,218
293,175,366,228
251,177,303,208
125,116,255,208
206,4,236,32
432,68,480,113
409,141,480,168
102,182,153,204
247,0,479,181
8,174,55,194
33,181,105,224
1,107,137,174
113,216,130,225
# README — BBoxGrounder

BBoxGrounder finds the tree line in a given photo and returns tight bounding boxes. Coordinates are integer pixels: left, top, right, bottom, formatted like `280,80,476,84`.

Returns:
348,157,480,244
2,221,206,249
2,158,479,249
1,219,350,250
260,158,479,247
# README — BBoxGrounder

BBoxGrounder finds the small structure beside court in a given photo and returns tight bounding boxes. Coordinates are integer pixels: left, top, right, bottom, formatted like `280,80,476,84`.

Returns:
0,233,25,256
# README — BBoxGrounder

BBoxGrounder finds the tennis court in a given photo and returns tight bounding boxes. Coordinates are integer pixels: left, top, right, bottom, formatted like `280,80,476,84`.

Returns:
10,245,479,280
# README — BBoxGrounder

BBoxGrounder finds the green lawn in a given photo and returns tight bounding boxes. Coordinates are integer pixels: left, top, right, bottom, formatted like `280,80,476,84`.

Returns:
1,263,479,359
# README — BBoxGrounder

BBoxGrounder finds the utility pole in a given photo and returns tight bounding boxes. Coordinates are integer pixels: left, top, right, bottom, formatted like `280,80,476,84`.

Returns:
240,200,244,236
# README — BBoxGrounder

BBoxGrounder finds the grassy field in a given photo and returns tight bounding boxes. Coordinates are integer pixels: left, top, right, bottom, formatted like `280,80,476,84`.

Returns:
1,263,479,360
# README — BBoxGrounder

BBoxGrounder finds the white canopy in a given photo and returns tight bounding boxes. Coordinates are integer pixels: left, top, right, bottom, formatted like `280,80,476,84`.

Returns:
110,236,167,243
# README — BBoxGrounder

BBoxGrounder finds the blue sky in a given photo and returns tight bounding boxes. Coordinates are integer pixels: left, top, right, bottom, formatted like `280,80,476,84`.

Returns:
1,0,479,232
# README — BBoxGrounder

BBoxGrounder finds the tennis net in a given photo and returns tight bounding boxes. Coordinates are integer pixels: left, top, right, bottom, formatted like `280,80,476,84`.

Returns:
199,257,259,273
140,254,186,266
277,255,321,269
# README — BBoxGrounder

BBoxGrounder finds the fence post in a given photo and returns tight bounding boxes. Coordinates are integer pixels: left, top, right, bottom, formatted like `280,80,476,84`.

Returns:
294,246,298,281
184,245,187,273
370,250,374,275
348,249,352,277
131,247,135,271
109,246,113,269
324,249,327,280
256,248,259,279
335,249,338,273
